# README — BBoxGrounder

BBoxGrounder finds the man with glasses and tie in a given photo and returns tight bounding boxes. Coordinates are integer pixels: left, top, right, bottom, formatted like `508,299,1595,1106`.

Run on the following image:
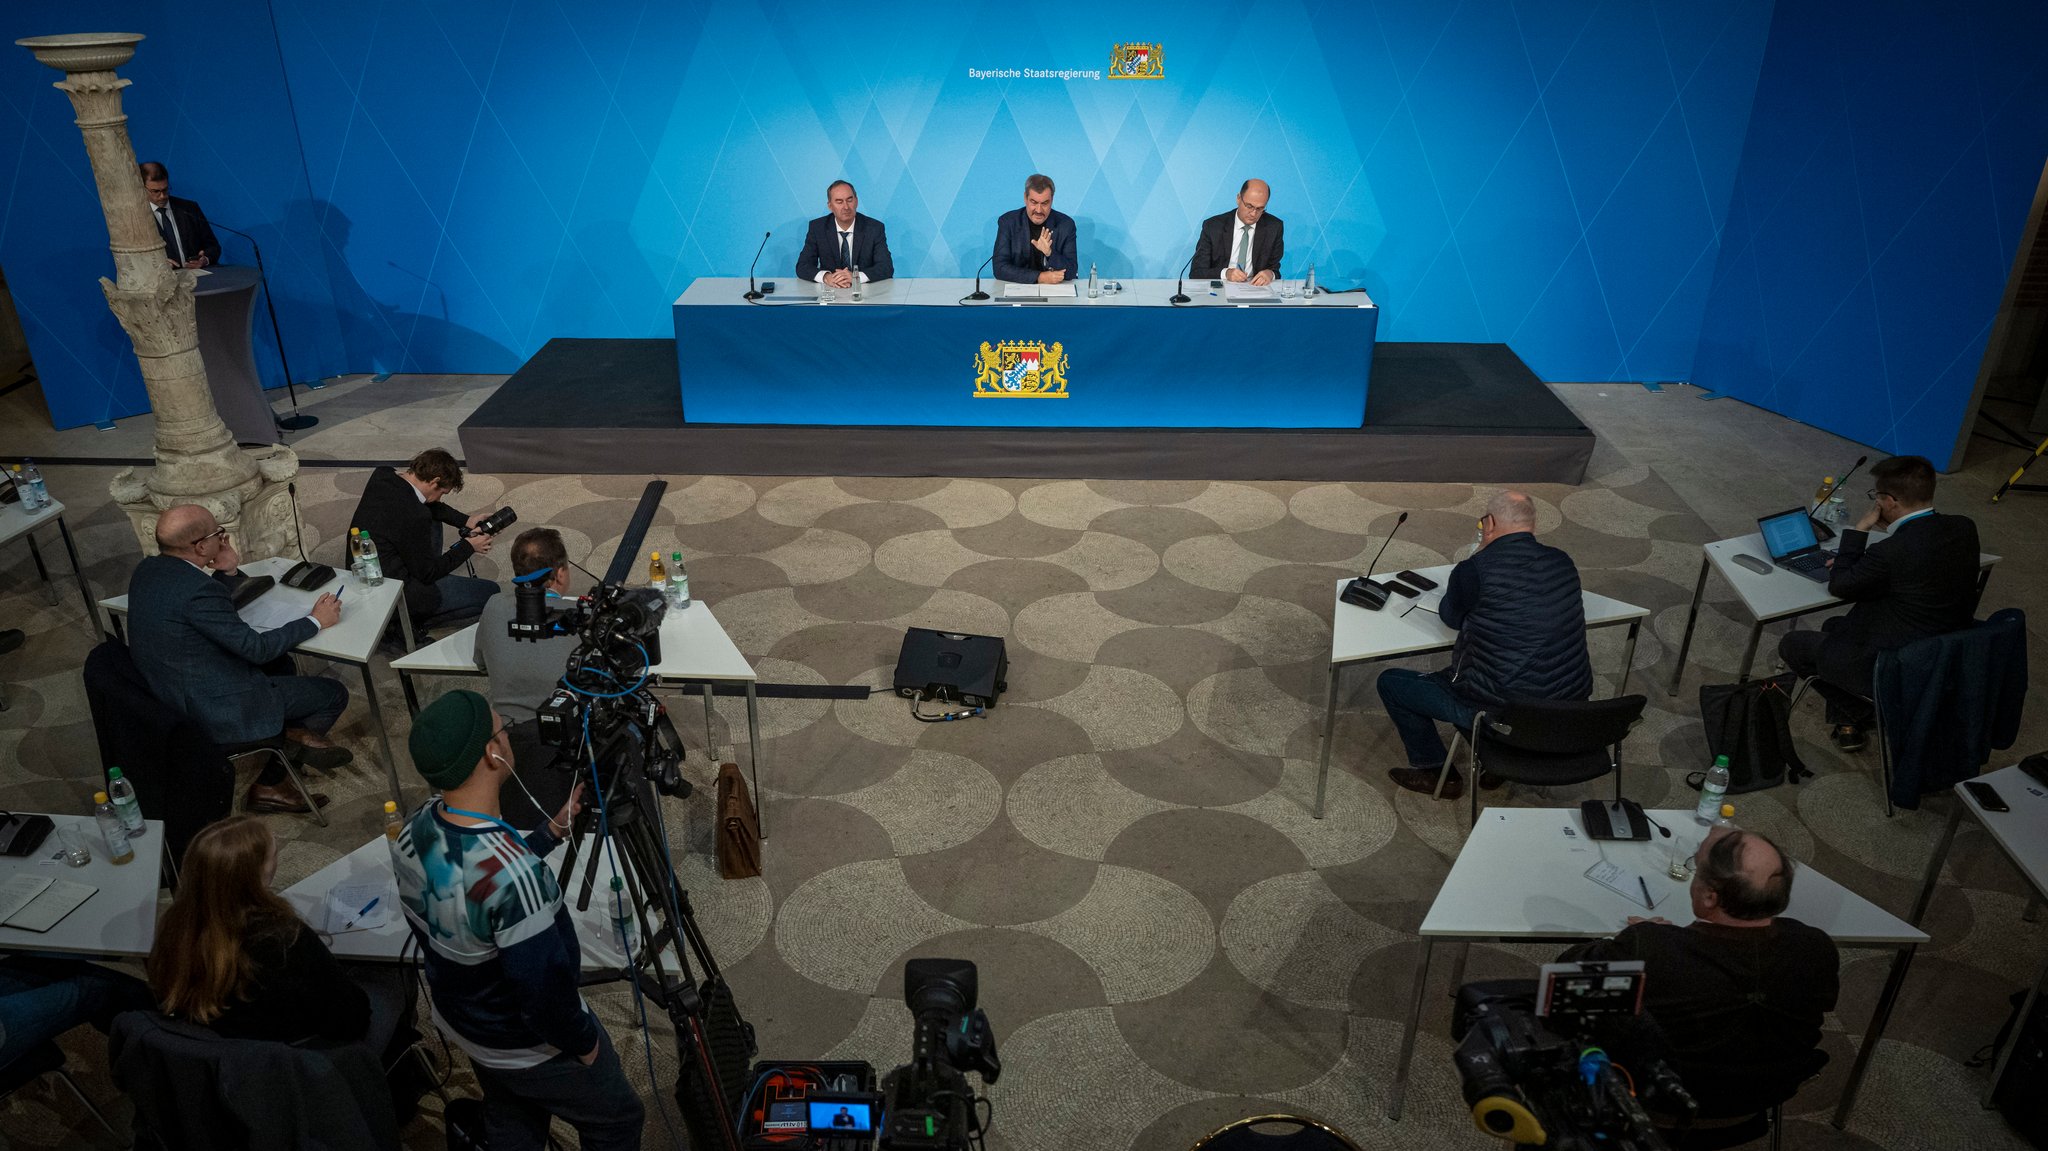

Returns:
139,161,222,271
1191,179,1284,286
795,180,894,291
127,504,349,815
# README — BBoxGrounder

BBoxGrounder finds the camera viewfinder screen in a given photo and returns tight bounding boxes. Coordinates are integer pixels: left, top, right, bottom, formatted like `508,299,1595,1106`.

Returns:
809,1102,874,1132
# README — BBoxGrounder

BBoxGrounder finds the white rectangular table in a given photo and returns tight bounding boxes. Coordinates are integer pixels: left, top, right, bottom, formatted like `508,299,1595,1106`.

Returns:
1908,762,2048,1106
1386,807,1926,1127
284,833,665,974
391,598,767,833
0,815,165,957
1665,529,2000,695
0,496,100,650
1312,566,1651,817
676,276,1376,309
101,556,414,802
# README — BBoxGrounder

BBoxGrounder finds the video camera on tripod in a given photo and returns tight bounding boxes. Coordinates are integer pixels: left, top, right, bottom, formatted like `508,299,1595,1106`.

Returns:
1452,962,1694,1150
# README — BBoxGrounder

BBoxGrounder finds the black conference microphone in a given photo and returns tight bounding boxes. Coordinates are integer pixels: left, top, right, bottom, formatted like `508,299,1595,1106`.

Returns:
967,253,994,301
1809,454,1867,541
1170,250,1196,304
1341,511,1409,611
743,230,771,301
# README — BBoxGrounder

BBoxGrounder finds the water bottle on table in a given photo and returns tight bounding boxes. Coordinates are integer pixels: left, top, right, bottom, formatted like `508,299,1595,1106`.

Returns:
94,791,134,864
1088,263,1099,298
648,551,667,587
851,264,862,302
21,460,48,510
669,552,690,609
1694,755,1731,825
106,766,145,838
354,529,384,586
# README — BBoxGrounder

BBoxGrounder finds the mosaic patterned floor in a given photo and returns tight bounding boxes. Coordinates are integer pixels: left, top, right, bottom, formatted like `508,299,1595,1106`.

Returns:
1,378,2043,1150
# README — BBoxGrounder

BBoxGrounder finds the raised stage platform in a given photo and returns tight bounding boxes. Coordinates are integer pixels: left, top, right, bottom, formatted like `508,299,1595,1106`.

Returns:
459,338,1593,483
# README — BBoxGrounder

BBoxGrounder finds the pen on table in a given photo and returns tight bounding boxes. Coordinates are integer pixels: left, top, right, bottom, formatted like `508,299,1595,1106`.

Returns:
1637,876,1654,911
1401,601,1439,618
340,896,379,930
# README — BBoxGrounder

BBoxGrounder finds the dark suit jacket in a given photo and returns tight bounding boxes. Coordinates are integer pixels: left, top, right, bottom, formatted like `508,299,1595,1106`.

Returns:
794,213,893,282
349,466,474,622
993,207,1077,283
1816,511,1981,686
126,555,318,744
1190,210,1284,279
154,195,222,266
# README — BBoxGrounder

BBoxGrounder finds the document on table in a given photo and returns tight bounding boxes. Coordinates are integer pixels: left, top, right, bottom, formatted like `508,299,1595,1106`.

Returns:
1003,283,1078,298
1223,281,1276,301
1584,858,1658,911
324,880,393,934
241,594,310,633
0,876,98,932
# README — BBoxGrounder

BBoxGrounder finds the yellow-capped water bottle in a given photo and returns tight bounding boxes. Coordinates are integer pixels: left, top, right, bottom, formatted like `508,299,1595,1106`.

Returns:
648,550,667,586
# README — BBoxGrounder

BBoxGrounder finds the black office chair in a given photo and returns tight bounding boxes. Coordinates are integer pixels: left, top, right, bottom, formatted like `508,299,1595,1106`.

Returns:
1186,1113,1364,1150
1435,694,1649,826
0,1040,121,1143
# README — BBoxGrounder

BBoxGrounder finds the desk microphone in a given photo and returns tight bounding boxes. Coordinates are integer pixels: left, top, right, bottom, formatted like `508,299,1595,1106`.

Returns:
1342,510,1408,611
1170,251,1196,304
743,230,770,301
1809,454,1866,541
967,253,994,301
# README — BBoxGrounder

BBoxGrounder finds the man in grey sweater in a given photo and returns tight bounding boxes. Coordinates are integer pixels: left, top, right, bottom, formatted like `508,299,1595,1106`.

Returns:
476,527,578,824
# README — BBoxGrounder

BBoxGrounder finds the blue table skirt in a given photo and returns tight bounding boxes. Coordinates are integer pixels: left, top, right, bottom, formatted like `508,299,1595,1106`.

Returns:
674,301,1376,427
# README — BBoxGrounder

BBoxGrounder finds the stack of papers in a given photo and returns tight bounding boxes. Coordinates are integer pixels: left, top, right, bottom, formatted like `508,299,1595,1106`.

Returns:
323,880,393,934
1003,283,1078,298
0,874,97,932
1223,282,1277,301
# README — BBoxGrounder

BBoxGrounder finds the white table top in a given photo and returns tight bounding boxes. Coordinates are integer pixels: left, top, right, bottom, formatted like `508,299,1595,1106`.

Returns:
395,600,756,684
0,496,68,548
285,833,664,972
101,555,406,667
0,815,165,957
1329,565,1649,666
676,276,1376,309
1422,807,1925,946
1955,764,2048,901
1705,530,2001,624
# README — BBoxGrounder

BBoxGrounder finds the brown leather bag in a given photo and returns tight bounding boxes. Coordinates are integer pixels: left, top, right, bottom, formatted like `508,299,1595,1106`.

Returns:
716,762,762,879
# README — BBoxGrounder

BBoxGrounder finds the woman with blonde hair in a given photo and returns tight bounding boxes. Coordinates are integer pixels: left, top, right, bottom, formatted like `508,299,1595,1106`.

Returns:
147,814,368,1042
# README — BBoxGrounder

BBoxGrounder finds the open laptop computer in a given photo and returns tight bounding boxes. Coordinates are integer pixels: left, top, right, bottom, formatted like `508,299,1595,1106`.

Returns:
1756,508,1832,581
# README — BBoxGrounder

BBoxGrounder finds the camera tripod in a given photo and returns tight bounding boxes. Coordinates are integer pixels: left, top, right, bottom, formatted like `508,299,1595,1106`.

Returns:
556,753,754,1151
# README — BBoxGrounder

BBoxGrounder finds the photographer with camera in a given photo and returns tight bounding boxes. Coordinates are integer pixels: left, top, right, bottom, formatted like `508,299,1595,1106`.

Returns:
1562,826,1838,1125
476,527,580,826
390,690,645,1151
349,448,503,634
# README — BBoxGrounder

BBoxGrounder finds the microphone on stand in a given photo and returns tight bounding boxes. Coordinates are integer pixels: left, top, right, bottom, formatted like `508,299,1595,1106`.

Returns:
966,253,995,301
743,231,771,301
1809,454,1867,541
215,221,316,431
1341,511,1409,611
1170,251,1196,304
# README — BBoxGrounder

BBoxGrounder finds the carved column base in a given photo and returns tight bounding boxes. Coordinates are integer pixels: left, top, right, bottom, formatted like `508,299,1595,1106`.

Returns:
113,444,304,560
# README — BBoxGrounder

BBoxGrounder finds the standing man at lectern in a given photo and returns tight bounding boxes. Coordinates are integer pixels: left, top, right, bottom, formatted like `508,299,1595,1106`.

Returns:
1191,179,1283,284
994,174,1077,284
795,180,893,288
139,161,221,270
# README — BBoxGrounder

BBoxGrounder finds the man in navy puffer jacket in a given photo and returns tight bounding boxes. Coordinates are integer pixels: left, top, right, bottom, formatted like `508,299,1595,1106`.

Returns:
1380,491,1592,799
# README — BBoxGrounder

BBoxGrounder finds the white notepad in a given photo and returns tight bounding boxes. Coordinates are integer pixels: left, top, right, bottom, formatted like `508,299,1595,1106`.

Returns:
1002,283,1078,298
0,876,98,932
1584,858,1658,911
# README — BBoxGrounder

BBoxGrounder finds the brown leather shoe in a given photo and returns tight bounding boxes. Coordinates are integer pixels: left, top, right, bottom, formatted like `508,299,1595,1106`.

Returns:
245,782,330,815
1389,766,1462,799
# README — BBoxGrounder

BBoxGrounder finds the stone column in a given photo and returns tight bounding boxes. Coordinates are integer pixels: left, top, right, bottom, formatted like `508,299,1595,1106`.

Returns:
14,32,302,558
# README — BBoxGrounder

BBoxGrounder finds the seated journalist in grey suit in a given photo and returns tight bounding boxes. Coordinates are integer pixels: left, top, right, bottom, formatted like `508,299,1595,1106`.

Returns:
126,504,350,814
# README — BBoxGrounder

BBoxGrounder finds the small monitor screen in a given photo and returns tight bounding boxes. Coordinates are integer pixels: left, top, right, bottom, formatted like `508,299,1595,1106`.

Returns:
810,1102,874,1133
1758,510,1818,559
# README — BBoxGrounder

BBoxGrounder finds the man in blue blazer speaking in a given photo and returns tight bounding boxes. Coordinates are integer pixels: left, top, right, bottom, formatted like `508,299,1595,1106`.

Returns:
795,180,894,288
993,173,1076,284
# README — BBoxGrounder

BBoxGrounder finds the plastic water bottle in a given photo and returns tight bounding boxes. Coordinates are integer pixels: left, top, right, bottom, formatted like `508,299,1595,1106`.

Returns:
851,264,862,302
1695,755,1731,825
1825,495,1846,527
355,529,384,586
384,799,403,841
94,791,134,864
1088,262,1099,298
609,875,638,956
105,767,145,838
21,460,48,510
1811,476,1835,510
669,552,690,609
648,550,667,587
1304,263,1317,298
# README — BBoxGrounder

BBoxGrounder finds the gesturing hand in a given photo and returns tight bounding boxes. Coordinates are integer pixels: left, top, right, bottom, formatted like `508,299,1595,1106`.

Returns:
1030,228,1054,257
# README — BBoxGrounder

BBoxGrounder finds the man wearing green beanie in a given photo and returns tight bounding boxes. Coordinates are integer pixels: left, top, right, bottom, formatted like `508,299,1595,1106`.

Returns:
388,690,645,1149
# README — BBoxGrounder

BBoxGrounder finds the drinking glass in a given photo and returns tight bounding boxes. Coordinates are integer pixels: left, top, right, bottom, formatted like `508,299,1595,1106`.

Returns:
57,824,91,866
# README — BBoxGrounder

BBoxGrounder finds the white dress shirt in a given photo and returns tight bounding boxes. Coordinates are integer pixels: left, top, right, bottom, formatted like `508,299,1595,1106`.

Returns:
813,221,869,283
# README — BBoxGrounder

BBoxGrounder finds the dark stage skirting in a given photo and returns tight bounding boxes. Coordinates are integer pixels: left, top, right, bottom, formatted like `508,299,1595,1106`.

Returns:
459,338,1593,483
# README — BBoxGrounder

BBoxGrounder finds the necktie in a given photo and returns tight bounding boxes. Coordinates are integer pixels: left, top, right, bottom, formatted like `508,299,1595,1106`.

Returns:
1235,224,1251,271
838,231,851,269
156,207,182,263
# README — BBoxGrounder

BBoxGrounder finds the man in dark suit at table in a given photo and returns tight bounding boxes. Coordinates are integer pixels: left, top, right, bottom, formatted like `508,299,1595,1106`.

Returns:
350,448,499,635
795,180,894,289
993,174,1077,284
1191,178,1283,285
1778,454,1980,751
128,504,348,814
139,160,221,270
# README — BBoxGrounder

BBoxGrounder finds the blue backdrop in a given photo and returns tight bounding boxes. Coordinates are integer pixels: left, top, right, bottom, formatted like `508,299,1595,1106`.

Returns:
4,0,2040,466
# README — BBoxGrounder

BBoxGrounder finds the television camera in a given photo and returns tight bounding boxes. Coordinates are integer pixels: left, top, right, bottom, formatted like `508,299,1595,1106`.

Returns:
1452,962,1694,1150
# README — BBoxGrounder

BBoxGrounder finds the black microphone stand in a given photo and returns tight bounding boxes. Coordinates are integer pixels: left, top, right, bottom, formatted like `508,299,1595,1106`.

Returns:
1170,252,1195,305
744,231,770,301
966,254,994,301
215,221,316,431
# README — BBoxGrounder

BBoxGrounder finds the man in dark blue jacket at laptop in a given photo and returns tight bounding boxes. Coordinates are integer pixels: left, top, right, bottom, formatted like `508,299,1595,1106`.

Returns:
1778,455,1980,751
1380,491,1592,799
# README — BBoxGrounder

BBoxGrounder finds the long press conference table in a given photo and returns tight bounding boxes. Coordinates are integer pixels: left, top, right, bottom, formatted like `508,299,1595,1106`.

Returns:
672,277,1378,427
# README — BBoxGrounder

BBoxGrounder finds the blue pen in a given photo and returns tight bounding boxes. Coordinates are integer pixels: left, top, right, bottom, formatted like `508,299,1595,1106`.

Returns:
341,896,379,930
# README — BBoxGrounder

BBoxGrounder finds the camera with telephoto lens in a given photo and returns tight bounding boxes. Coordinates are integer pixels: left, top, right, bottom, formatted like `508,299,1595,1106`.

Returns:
1452,962,1694,1150
466,505,518,537
510,575,688,799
